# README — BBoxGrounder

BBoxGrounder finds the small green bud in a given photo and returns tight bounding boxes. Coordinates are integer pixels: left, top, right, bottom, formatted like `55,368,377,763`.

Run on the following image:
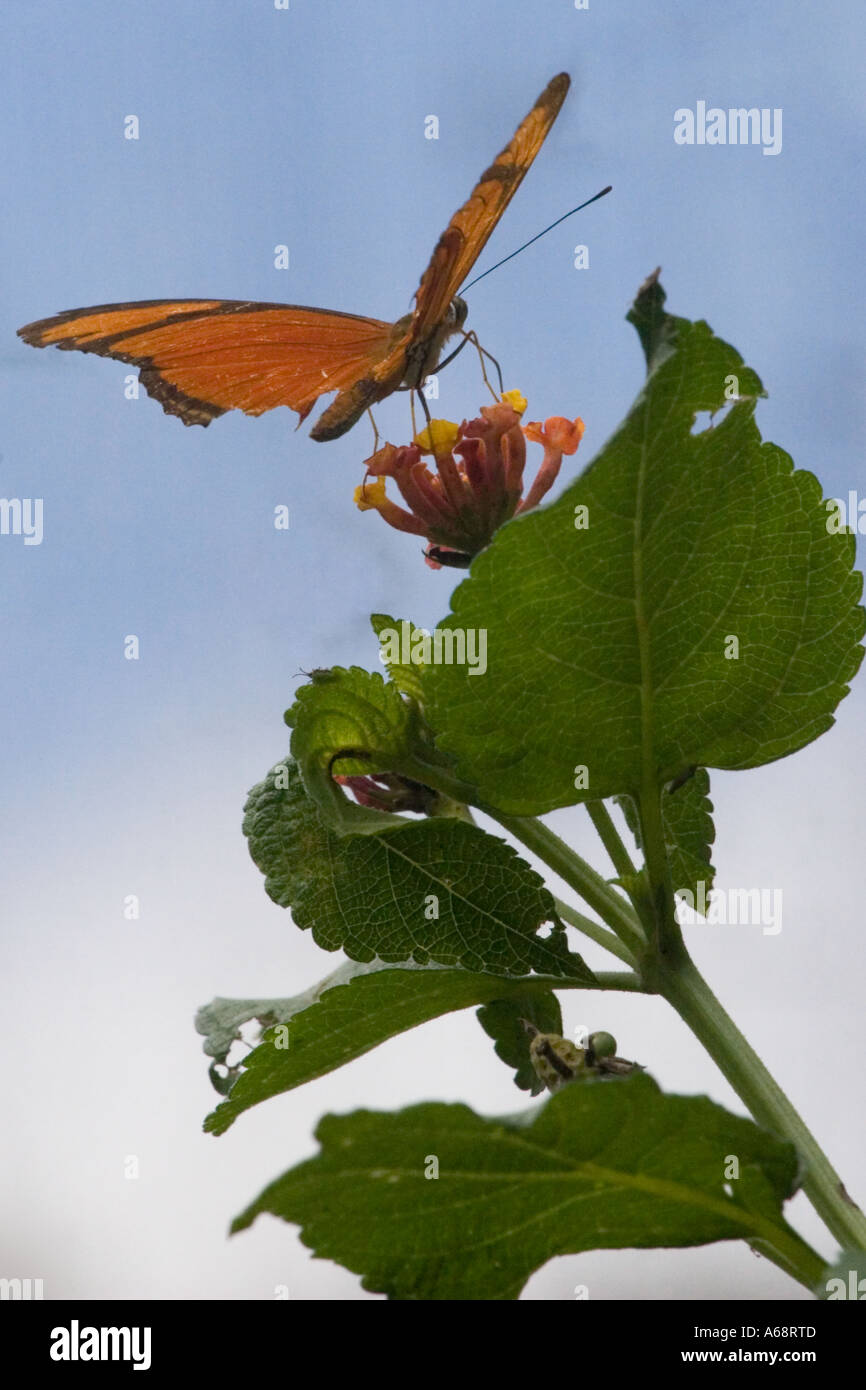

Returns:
587,1031,617,1062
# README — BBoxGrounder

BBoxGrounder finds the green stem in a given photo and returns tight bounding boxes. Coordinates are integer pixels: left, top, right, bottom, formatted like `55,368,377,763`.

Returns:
658,944,866,1256
742,1230,827,1293
589,970,647,992
487,969,646,993
637,784,680,957
492,812,648,961
423,797,638,970
586,800,637,882
554,897,639,969
631,778,866,1267
633,770,866,1258
748,1235,826,1293
400,751,863,1265
396,752,648,961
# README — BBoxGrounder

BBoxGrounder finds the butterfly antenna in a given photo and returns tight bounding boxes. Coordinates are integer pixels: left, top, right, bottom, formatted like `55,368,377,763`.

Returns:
461,185,612,294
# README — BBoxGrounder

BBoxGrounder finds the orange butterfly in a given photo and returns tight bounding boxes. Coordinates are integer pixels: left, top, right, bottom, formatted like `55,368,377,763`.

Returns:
18,75,570,441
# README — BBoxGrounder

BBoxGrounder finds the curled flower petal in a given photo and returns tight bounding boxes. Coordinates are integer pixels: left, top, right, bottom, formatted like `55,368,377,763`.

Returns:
353,475,388,511
523,416,584,453
500,388,527,415
353,473,427,535
499,420,527,505
517,448,563,512
543,415,585,453
414,419,460,456
476,402,523,434
364,441,415,478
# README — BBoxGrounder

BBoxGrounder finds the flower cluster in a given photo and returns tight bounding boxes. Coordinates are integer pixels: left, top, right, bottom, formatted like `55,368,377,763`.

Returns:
354,393,584,568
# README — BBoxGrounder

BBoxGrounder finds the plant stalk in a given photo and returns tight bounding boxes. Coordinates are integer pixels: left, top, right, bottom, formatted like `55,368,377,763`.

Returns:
658,944,866,1257
553,897,639,968
492,813,648,960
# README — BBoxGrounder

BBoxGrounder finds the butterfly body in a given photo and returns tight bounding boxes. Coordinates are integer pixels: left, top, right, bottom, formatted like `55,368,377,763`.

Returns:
309,294,469,441
396,294,469,389
18,75,570,439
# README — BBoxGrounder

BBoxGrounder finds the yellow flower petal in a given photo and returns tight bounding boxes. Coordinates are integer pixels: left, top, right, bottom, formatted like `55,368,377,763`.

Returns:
354,476,388,511
414,419,459,455
500,388,527,415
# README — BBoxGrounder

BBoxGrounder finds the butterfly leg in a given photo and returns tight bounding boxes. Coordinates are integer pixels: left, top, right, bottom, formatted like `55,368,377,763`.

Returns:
366,408,381,454
410,386,433,437
357,452,381,506
431,336,470,375
463,330,504,400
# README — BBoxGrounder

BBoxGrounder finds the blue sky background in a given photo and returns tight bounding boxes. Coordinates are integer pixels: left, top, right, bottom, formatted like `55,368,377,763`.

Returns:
2,0,864,1300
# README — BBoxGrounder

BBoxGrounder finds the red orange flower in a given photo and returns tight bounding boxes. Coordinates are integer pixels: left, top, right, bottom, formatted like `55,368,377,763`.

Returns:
354,400,584,568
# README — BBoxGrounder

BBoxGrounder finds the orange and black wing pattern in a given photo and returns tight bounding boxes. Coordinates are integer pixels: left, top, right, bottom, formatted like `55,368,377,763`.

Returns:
17,74,571,440
314,73,571,439
17,299,394,429
411,72,571,338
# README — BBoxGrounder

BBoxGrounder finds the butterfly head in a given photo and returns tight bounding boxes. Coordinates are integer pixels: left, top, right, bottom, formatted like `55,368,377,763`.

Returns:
450,296,469,331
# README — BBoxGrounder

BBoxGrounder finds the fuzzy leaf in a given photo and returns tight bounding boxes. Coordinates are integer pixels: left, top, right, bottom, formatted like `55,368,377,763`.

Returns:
231,1073,805,1300
423,276,864,814
370,613,427,702
202,962,584,1135
476,992,563,1095
243,759,593,978
618,769,715,901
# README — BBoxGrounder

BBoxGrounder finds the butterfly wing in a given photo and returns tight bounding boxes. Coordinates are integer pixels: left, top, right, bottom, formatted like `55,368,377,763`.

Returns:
412,72,571,337
311,73,571,439
17,299,394,428
18,74,570,440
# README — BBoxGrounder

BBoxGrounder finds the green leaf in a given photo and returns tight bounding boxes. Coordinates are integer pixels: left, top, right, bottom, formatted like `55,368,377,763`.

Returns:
287,664,411,774
627,266,680,370
423,277,865,815
818,1248,866,1300
194,996,292,1095
476,992,563,1096
370,613,427,701
195,995,290,1067
662,769,715,900
243,759,593,978
202,961,584,1135
231,1073,806,1300
286,666,418,832
618,769,716,901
